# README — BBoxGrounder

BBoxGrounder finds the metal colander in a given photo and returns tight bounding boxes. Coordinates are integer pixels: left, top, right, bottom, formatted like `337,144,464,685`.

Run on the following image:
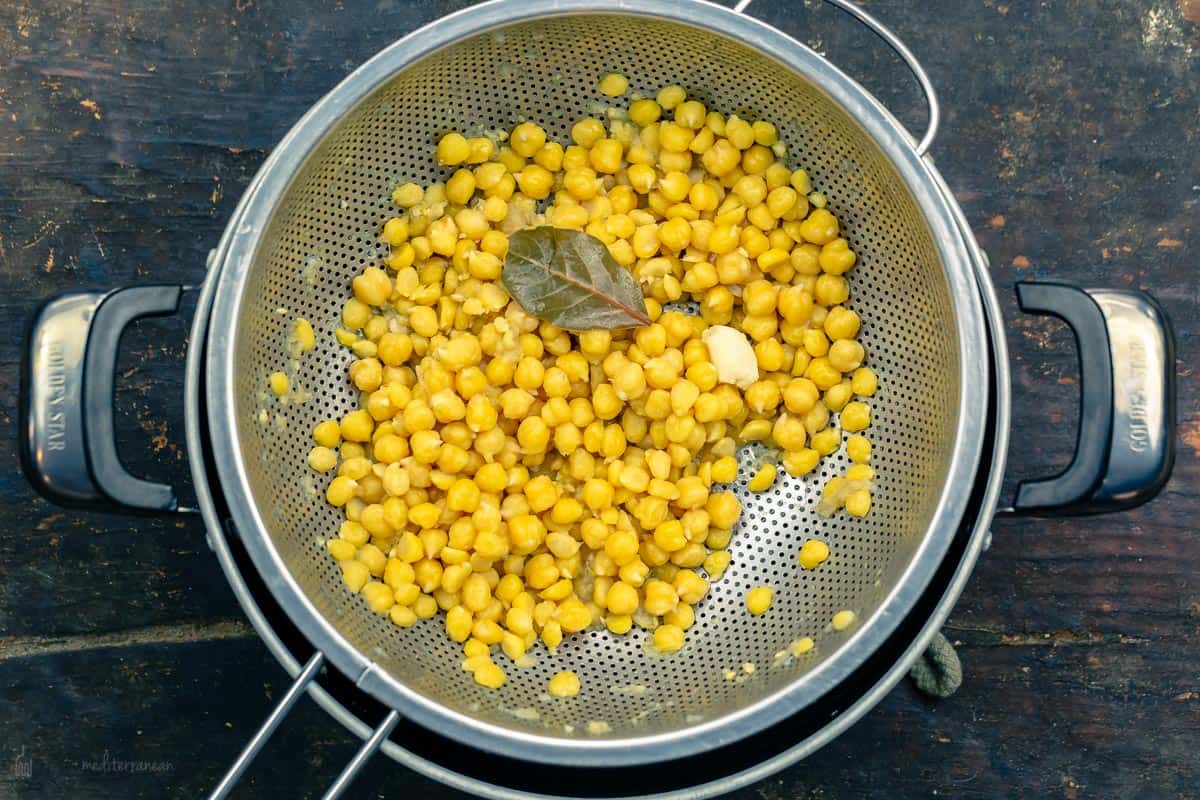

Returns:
204,0,989,772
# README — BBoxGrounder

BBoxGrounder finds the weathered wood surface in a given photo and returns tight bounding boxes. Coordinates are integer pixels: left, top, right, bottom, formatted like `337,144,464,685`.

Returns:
0,0,1197,797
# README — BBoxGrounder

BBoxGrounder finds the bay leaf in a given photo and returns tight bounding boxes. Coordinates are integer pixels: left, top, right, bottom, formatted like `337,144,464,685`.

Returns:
502,226,651,330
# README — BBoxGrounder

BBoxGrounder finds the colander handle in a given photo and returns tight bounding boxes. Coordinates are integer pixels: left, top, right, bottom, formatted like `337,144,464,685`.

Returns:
1011,282,1176,515
209,651,401,800
734,0,940,155
20,285,190,513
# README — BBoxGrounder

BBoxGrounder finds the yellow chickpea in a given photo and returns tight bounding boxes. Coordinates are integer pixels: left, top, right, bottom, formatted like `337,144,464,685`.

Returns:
518,416,551,453
598,71,628,96
628,97,662,126
723,116,753,149
268,371,289,397
812,274,847,307
740,313,777,343
659,217,691,252
745,586,773,615
799,539,831,570
841,401,871,432
828,339,865,373
548,670,582,698
851,367,878,397
819,238,857,274
802,329,830,359
380,217,409,247
748,464,777,492
782,448,820,478
803,357,842,391
351,267,391,307
741,144,774,174
409,306,439,338
510,121,547,157
745,380,782,414
392,182,423,207
465,136,494,164
516,164,554,199
807,425,839,456
824,380,855,413
437,132,471,165
732,174,767,207
688,181,719,212
824,306,861,341
832,609,857,631
702,139,741,176
706,492,741,529
590,139,624,174
739,279,777,316
845,489,872,517
445,168,476,206
657,170,691,203
765,186,798,218
799,208,839,245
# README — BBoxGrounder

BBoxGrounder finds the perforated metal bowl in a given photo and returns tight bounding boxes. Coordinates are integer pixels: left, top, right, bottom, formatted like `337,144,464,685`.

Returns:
202,0,989,770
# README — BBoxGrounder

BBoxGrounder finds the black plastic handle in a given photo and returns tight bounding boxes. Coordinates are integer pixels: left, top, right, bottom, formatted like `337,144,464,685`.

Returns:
1013,281,1175,515
21,286,185,512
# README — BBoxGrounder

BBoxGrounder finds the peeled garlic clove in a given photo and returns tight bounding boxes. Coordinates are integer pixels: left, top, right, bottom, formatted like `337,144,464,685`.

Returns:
701,325,759,389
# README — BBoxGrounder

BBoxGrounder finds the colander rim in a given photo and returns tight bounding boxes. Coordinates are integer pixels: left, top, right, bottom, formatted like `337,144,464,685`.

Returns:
205,0,990,767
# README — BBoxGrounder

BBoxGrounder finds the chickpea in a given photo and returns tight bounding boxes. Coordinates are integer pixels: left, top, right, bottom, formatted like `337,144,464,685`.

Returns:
799,208,839,245
510,122,546,157
590,139,624,174
824,306,862,341
436,132,470,165
819,238,857,274
851,367,878,397
812,273,847,307
629,99,662,126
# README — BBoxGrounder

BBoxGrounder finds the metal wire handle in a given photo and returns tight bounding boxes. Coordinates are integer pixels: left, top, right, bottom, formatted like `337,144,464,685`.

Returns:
208,652,399,800
734,0,941,155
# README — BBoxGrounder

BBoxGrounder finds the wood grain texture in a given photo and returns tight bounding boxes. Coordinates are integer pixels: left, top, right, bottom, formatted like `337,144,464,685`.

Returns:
0,0,1197,798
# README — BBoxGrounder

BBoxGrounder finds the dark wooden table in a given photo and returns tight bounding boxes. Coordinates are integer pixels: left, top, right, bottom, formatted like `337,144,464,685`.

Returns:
1,1,1197,797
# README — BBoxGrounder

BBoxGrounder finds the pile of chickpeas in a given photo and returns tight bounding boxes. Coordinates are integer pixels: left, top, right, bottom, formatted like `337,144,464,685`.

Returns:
294,77,878,693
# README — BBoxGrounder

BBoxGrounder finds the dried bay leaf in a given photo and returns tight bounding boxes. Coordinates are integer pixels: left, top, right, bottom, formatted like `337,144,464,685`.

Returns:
502,226,651,330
